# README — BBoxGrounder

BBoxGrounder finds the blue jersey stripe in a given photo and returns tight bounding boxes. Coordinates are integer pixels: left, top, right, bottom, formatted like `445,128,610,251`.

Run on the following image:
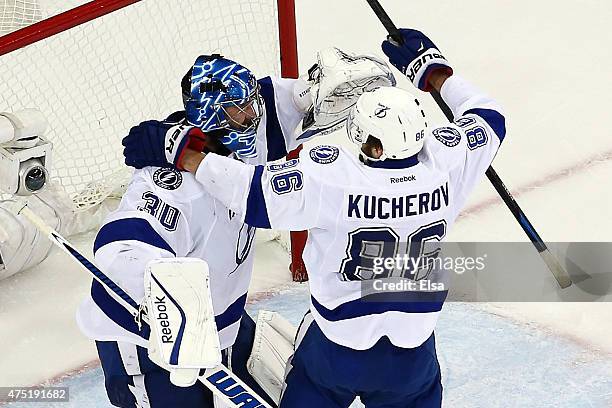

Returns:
311,291,448,322
91,280,150,339
245,165,272,228
465,108,506,142
94,218,176,256
215,293,248,332
258,77,288,161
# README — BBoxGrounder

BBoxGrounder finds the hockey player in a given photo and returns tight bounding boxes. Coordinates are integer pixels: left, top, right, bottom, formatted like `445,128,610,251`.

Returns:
83,51,396,407
122,29,506,407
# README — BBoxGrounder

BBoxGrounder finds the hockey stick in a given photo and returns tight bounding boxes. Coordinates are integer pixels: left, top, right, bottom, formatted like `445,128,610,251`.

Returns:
10,201,273,408
364,0,572,289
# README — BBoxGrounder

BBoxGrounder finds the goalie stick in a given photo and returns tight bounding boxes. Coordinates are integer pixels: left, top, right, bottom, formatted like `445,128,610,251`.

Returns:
9,201,273,408
364,0,572,289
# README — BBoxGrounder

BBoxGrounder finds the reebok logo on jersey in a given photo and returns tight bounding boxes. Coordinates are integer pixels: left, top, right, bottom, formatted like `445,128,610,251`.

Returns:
390,175,416,184
154,296,174,343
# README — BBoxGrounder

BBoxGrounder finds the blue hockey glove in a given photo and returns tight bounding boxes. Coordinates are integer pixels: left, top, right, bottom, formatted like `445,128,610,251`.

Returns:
381,29,453,92
122,120,206,170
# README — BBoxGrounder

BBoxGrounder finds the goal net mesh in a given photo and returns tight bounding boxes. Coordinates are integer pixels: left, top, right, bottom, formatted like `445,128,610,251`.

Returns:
0,0,282,212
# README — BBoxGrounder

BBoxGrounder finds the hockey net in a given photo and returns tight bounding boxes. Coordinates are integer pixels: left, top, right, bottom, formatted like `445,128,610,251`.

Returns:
0,0,308,280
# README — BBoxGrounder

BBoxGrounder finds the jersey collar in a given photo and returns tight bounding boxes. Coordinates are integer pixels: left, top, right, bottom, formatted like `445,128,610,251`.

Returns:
363,154,420,169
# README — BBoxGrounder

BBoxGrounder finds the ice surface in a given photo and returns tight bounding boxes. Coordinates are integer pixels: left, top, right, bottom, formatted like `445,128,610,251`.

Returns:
6,287,612,407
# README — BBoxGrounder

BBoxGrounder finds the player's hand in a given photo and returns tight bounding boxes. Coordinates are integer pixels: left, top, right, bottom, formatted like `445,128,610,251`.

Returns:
381,28,453,92
122,120,207,170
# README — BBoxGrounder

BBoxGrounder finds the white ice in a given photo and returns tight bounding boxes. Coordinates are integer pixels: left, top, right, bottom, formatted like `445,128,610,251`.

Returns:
1,0,612,406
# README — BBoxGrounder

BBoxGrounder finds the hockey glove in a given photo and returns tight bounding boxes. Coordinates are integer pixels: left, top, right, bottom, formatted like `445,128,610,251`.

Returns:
122,120,206,170
296,47,396,141
381,29,453,92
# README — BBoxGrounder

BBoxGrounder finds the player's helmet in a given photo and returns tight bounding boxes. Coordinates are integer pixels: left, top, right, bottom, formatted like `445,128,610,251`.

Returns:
182,54,263,158
347,87,428,161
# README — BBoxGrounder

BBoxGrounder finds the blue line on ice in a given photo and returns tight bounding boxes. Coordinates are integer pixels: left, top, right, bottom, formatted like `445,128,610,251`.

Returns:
10,285,611,407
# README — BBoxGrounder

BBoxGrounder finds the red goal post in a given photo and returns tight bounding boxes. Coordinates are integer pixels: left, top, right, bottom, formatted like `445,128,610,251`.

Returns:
278,0,309,282
0,0,308,281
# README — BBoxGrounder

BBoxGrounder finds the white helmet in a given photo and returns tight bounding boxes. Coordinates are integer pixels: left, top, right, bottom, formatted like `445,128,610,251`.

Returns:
347,87,428,161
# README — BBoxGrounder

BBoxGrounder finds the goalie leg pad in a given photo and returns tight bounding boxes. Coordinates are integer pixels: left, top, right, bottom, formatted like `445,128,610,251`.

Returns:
247,310,297,403
145,258,221,387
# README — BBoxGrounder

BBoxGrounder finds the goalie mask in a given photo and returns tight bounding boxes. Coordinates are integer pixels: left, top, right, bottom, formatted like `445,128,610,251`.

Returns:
182,54,263,159
347,87,428,161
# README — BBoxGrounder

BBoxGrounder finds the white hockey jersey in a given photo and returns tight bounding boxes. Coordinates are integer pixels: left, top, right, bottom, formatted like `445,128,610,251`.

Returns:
77,76,307,350
193,75,506,350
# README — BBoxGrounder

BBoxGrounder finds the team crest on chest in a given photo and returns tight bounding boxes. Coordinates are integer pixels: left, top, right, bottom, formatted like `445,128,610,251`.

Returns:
153,168,183,190
309,145,339,164
432,127,461,147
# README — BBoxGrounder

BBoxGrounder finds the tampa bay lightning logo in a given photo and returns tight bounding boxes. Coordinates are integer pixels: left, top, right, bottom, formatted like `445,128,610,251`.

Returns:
309,145,339,164
153,168,183,190
432,127,461,147
231,223,256,275
374,103,390,118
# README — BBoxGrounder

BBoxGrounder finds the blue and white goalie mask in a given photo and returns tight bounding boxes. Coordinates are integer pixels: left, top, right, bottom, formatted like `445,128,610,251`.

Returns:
182,54,263,159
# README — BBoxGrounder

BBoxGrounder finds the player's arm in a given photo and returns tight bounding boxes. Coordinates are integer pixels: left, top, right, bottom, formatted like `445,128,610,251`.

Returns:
92,182,192,303
436,71,505,166
382,27,505,139
424,73,506,214
181,149,321,231
93,216,180,301
81,213,183,344
257,75,312,161
382,28,506,207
